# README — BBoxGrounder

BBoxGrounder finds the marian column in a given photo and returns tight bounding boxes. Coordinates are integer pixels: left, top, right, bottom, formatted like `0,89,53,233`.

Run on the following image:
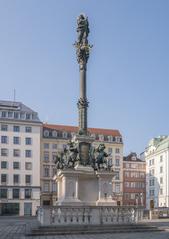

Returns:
74,14,92,136
74,14,93,166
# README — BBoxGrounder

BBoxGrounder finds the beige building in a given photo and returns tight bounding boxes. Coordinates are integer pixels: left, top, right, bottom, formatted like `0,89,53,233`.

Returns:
41,124,124,206
0,100,41,216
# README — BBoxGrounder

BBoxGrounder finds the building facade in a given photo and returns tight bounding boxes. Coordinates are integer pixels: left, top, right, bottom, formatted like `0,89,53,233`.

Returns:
0,100,41,216
41,124,124,206
123,153,146,207
145,136,169,209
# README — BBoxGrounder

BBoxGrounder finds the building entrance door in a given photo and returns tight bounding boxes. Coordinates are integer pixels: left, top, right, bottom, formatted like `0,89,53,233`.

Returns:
24,202,32,216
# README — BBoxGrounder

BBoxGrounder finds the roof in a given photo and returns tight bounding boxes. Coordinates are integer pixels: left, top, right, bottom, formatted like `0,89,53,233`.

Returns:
123,152,145,162
0,100,40,122
0,100,36,113
43,123,122,137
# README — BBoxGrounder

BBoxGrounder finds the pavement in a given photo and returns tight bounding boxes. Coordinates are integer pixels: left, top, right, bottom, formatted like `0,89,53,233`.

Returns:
0,216,169,239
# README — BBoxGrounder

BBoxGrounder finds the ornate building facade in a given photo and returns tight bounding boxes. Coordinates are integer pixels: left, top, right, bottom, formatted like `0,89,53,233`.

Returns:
41,124,123,206
145,136,169,209
0,100,41,216
123,153,146,207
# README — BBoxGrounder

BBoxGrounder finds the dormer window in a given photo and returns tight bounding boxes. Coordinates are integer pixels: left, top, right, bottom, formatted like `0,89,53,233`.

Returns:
43,130,49,137
14,112,19,119
20,113,25,119
52,130,58,138
1,111,7,118
99,134,104,141
26,113,31,120
131,156,136,161
8,111,13,118
62,131,67,138
108,136,113,142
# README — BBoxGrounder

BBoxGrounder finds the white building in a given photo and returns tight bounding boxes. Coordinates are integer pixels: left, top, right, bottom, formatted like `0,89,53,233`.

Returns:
0,100,42,216
145,136,169,209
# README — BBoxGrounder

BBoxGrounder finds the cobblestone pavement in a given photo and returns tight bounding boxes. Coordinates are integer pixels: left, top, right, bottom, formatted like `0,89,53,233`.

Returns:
0,217,169,239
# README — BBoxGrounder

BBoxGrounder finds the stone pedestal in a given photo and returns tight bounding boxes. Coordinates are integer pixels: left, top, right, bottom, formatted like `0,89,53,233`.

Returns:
56,166,116,206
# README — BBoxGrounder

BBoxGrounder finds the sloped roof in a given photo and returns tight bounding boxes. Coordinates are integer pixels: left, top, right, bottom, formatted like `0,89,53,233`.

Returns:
43,123,122,137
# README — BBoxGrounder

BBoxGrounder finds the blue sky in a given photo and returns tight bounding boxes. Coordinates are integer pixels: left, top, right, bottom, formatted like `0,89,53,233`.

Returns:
0,0,168,154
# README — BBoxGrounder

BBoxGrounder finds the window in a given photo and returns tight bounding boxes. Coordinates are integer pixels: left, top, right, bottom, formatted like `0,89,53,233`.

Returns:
149,179,154,186
52,182,57,192
63,144,67,150
62,131,67,138
99,135,104,141
149,189,154,196
13,126,20,132
115,158,120,166
1,136,8,144
8,111,13,118
108,136,113,142
130,193,135,200
44,167,50,177
44,183,49,192
25,137,32,145
160,188,163,195
115,148,120,154
52,144,57,149
149,160,152,166
25,150,32,158
115,183,120,193
125,182,130,188
44,152,49,161
25,126,32,133
1,124,8,131
152,159,154,165
1,148,8,156
160,177,163,184
115,171,120,180
125,171,130,177
108,148,112,154
43,130,49,137
1,111,7,118
13,149,20,157
160,155,163,163
14,112,19,119
1,174,7,184
25,175,31,184
1,161,7,169
20,113,25,119
52,131,58,137
52,167,56,177
25,189,32,199
26,113,31,120
13,162,20,169
160,166,163,173
44,143,49,149
0,189,7,199
25,162,32,170
13,189,20,199
52,152,57,161
13,174,19,184
13,136,20,144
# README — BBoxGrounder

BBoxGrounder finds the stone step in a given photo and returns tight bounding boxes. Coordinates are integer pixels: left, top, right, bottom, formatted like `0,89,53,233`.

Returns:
27,224,163,236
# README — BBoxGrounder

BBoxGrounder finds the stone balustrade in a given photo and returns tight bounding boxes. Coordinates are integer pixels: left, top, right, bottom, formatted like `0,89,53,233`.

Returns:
38,206,143,226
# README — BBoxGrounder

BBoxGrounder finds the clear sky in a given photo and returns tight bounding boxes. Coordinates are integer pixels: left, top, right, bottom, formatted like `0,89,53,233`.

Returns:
0,0,168,155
